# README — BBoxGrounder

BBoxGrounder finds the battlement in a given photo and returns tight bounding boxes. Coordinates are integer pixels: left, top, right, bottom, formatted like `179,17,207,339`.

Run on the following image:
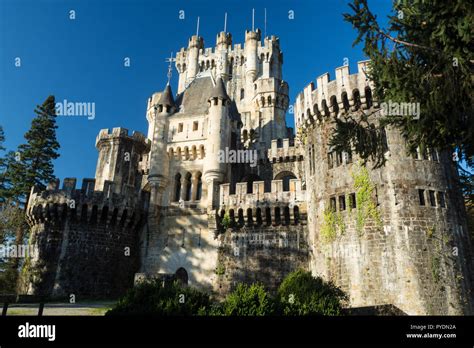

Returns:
26,177,147,228
294,61,378,129
245,29,261,41
216,31,232,47
95,128,150,149
219,178,306,209
188,35,204,49
267,138,303,162
218,179,307,227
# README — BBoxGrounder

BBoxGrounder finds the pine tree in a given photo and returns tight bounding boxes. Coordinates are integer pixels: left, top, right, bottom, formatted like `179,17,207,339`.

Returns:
330,0,474,168
8,95,60,205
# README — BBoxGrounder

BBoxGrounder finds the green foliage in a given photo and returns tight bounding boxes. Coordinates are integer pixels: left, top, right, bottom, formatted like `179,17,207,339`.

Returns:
321,209,345,243
106,280,211,316
221,212,231,230
6,95,60,204
277,269,347,316
0,202,29,293
215,263,225,276
352,163,382,235
431,256,441,283
332,0,474,168
212,283,275,316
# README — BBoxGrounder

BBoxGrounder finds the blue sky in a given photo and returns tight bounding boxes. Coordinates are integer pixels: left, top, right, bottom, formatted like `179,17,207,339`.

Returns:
0,0,393,183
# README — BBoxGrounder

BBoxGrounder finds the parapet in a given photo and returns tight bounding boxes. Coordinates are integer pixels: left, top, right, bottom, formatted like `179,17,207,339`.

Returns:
245,29,261,42
294,61,377,130
26,177,148,228
95,128,150,150
188,35,204,49
219,178,306,210
267,138,303,162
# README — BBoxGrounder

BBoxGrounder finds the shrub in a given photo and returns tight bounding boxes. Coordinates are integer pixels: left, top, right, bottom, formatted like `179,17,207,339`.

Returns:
277,269,347,316
106,279,211,316
213,283,275,316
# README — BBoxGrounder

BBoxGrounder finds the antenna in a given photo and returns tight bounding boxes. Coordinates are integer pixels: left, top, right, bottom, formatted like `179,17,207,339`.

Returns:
224,12,227,32
264,8,267,38
196,16,200,36
252,8,255,31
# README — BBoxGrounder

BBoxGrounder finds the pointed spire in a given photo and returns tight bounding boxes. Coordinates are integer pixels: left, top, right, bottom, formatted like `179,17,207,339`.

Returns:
209,77,229,101
158,83,176,109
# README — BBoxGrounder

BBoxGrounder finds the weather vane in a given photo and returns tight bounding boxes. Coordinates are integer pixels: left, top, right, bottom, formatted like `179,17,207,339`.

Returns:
165,52,175,85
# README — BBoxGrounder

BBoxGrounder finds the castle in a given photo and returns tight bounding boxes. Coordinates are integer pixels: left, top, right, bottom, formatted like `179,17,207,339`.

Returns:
21,28,473,315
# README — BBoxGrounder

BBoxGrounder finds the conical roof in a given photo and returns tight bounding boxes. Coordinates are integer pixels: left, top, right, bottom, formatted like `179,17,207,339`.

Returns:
209,77,229,101
158,83,176,108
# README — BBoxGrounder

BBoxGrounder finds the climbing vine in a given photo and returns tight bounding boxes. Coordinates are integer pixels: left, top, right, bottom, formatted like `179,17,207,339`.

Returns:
351,163,382,235
297,127,308,146
321,209,345,243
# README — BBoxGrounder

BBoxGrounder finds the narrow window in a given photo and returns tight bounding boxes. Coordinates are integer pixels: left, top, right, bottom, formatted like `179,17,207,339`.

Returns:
193,121,199,131
178,123,184,133
349,193,356,209
430,149,439,161
429,190,436,206
418,189,425,206
336,152,343,166
339,195,346,211
308,147,313,174
438,191,446,208
328,152,333,169
311,144,316,173
330,197,336,212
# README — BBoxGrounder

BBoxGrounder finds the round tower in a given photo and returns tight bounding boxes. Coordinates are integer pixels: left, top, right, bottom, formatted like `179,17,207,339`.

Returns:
94,128,150,194
216,31,232,81
244,29,261,91
186,35,204,86
203,77,230,209
148,83,175,205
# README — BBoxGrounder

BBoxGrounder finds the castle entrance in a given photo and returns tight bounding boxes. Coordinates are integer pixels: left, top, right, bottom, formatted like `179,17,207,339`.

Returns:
175,267,188,286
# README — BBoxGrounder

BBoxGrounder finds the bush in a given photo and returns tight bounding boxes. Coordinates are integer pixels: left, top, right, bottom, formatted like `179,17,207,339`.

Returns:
277,269,347,316
106,279,211,316
213,283,275,316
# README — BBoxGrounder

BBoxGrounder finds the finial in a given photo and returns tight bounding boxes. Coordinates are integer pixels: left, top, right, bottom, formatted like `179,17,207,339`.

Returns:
252,8,255,31
264,8,267,38
196,16,200,37
165,52,176,85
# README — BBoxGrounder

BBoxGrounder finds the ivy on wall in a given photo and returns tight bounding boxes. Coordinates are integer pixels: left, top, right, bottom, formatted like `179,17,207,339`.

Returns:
351,163,382,235
321,209,345,243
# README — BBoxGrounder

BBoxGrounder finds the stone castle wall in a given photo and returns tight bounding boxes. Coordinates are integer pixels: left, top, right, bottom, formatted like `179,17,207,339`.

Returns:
295,63,474,314
21,178,146,298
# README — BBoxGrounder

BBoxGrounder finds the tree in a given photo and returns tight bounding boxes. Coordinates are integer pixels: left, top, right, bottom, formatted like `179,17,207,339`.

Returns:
7,95,60,205
213,283,275,316
106,280,211,316
277,269,348,316
330,0,473,169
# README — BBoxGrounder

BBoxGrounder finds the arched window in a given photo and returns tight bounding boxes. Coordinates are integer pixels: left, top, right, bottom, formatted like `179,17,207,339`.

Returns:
274,207,281,225
174,173,182,202
294,206,300,225
199,145,205,159
353,89,361,109
246,208,253,226
268,96,272,105
365,87,373,108
238,209,244,226
256,208,263,225
342,92,350,112
195,172,202,200
330,95,339,114
175,267,188,286
185,172,192,201
284,206,290,225
265,207,271,226
192,146,197,160
275,171,297,192
240,88,245,100
242,129,248,142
